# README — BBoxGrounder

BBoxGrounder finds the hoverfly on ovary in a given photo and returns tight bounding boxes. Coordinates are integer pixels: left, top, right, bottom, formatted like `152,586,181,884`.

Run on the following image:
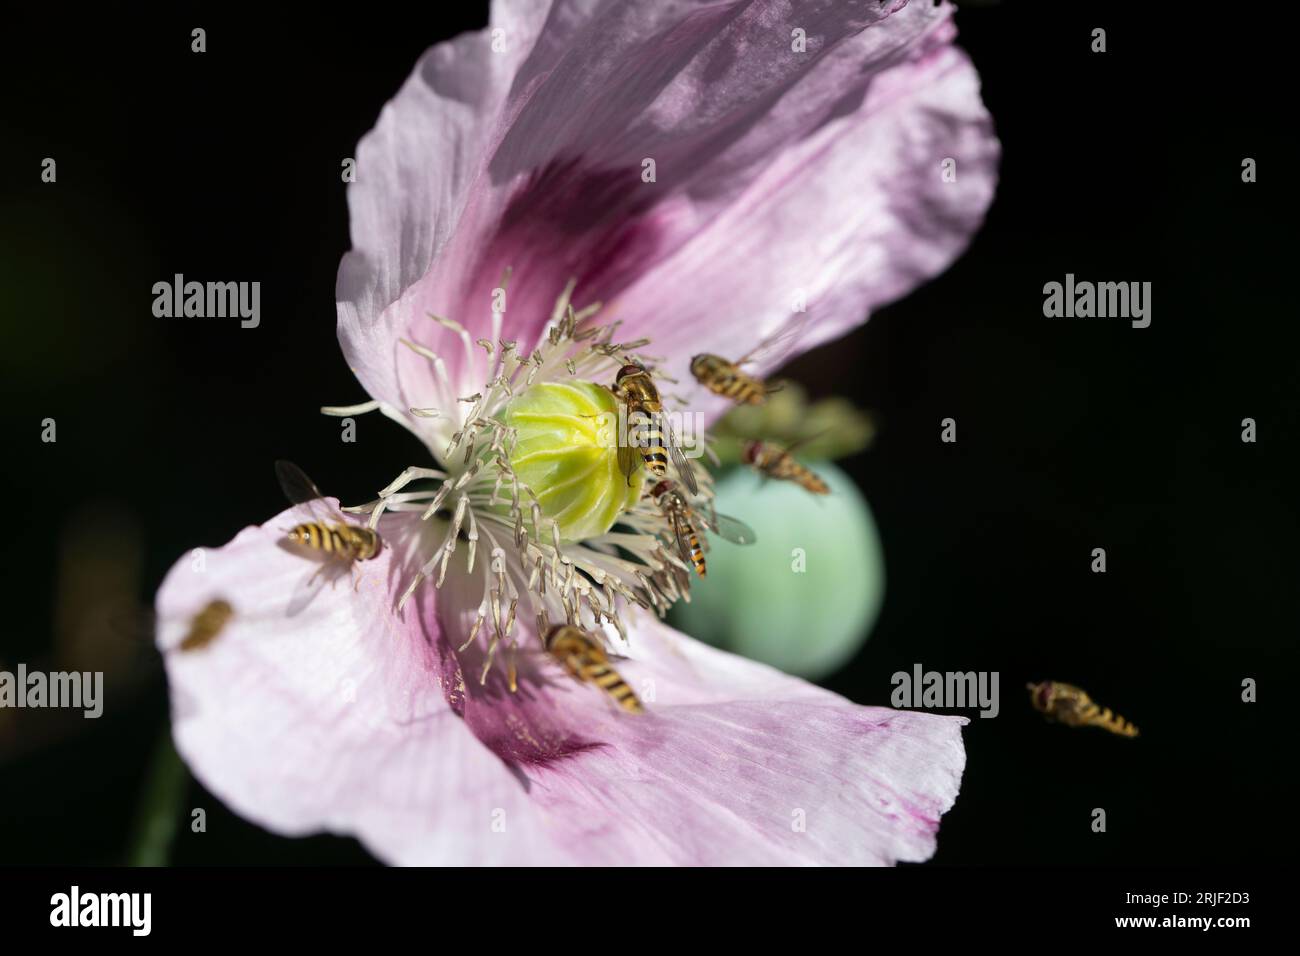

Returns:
608,363,699,496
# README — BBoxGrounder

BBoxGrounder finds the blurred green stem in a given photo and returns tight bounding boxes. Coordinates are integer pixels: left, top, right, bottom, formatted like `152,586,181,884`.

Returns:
126,727,188,866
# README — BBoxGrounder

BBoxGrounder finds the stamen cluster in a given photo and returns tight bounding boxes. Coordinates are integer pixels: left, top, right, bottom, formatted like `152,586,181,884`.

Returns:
341,284,711,686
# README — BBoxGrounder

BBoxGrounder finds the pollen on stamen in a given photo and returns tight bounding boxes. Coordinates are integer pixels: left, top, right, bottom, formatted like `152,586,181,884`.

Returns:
345,283,712,689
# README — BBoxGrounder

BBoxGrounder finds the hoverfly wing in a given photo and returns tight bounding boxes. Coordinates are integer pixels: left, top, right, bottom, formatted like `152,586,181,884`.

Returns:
105,605,169,673
770,429,825,462
617,442,641,487
664,420,699,496
275,459,348,524
276,459,326,505
667,510,696,566
707,512,757,546
736,314,814,367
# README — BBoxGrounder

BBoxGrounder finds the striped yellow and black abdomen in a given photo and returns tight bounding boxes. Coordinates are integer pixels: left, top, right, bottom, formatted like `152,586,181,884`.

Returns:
684,522,706,576
1090,706,1139,738
727,374,767,405
773,454,826,492
288,522,382,560
760,447,830,494
576,658,643,713
692,353,768,405
180,599,235,652
629,409,668,477
344,526,383,560
544,624,643,714
1072,697,1138,737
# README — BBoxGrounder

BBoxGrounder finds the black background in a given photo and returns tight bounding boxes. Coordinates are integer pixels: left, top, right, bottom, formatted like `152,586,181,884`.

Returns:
1,1,1295,867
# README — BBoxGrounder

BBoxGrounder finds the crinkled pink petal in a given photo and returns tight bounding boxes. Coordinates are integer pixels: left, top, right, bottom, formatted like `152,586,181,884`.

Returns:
337,0,997,443
439,579,967,865
620,21,999,422
336,0,555,447
160,509,964,865
155,506,567,865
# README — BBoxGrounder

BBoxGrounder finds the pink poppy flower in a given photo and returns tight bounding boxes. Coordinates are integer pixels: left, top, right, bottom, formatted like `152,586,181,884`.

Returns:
157,0,997,865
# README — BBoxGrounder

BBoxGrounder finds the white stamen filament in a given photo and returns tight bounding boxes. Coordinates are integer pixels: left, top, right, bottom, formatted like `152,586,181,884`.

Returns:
340,282,709,687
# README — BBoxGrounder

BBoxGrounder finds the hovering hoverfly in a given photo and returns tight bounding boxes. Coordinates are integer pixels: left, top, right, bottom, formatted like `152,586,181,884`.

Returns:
689,320,807,405
543,624,643,714
610,363,698,495
275,460,383,614
1027,680,1139,738
178,599,236,652
689,353,782,406
649,477,755,577
743,439,830,495
111,597,239,658
277,460,382,562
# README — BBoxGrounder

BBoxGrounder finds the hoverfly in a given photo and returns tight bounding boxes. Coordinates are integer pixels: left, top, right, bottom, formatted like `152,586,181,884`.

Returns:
689,353,782,406
111,597,238,658
649,477,755,577
177,598,236,652
743,439,830,495
689,319,807,406
543,624,643,714
1027,680,1139,738
275,460,382,614
610,363,698,495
